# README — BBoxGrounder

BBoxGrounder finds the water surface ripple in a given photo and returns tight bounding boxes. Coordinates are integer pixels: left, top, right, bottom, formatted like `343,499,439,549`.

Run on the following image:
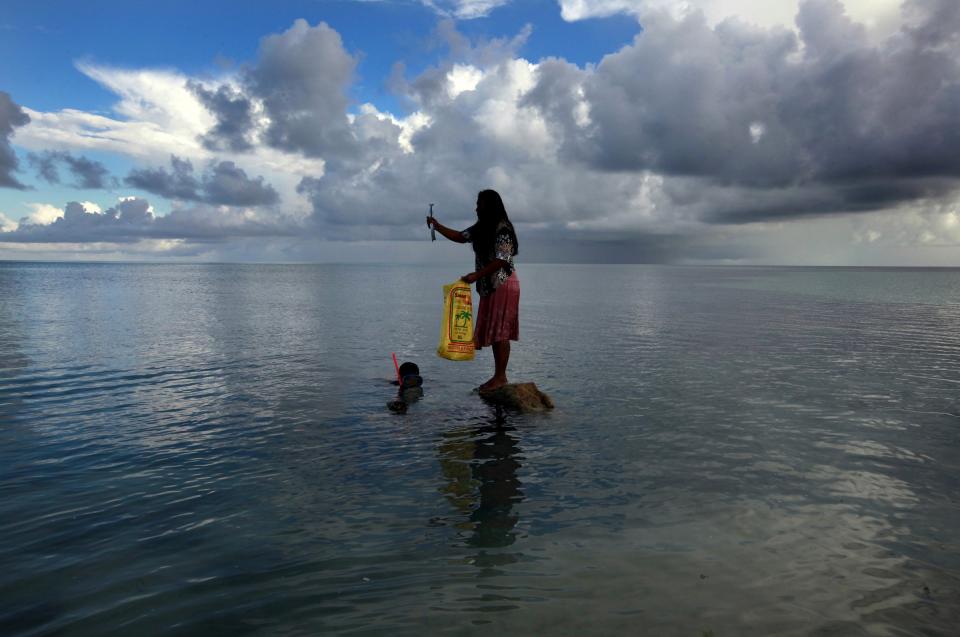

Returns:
1,263,959,636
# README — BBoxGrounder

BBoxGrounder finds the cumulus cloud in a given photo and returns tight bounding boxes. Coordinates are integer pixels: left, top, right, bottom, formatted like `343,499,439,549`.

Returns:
28,151,114,189
248,20,359,160
125,155,280,206
0,91,31,189
25,202,66,225
188,19,368,171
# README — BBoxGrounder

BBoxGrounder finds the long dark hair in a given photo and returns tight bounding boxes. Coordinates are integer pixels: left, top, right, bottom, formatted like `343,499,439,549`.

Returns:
470,189,519,258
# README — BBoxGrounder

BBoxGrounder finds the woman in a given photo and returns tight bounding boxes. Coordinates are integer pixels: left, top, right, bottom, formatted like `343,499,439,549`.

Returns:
428,189,520,391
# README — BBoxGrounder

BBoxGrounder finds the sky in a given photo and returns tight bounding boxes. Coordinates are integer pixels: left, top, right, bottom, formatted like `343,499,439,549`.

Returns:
0,0,958,265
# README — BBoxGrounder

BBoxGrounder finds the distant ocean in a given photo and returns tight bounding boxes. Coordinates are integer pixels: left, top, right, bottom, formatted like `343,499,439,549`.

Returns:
2,262,959,636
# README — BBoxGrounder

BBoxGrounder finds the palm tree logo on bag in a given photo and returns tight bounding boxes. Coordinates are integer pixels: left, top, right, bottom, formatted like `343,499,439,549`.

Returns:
454,309,472,328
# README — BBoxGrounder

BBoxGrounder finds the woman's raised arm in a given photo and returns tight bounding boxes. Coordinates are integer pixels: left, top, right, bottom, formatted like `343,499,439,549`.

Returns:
427,217,468,243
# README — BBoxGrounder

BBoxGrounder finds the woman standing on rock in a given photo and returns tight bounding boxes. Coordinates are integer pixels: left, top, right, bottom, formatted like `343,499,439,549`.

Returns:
428,189,520,391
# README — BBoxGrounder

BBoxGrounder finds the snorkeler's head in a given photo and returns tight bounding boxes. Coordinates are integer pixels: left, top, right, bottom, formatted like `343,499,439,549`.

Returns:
398,361,420,377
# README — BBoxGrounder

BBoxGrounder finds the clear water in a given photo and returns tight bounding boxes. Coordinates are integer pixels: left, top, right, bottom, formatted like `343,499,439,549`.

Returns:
1,262,959,636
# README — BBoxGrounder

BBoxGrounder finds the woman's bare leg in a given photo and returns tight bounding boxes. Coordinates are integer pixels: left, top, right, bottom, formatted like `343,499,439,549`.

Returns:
481,341,510,391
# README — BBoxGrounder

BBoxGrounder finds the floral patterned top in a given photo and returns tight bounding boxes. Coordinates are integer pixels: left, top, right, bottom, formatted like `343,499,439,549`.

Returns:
461,221,516,297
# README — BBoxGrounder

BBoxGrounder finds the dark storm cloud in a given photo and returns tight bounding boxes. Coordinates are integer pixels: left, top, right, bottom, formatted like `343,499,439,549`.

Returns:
517,226,767,263
0,91,31,189
522,235,691,264
28,151,114,189
0,198,300,244
700,179,952,224
188,81,255,152
523,0,960,222
125,156,279,206
782,0,960,182
526,12,808,185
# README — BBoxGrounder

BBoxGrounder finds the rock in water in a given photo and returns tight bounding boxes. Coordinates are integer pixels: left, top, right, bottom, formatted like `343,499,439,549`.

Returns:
479,382,554,411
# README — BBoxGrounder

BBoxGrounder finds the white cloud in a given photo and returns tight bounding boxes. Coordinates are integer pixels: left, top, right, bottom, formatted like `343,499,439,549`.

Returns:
472,60,554,158
77,62,215,135
421,0,512,19
16,106,203,161
0,211,17,232
12,63,216,163
447,64,484,98
26,202,65,225
559,0,902,31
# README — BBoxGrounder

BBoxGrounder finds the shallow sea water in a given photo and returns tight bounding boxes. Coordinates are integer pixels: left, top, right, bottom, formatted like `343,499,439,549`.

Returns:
1,262,959,636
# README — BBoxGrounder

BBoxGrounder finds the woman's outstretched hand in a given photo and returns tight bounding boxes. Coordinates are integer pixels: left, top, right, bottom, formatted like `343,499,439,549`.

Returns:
461,272,479,284
429,218,468,244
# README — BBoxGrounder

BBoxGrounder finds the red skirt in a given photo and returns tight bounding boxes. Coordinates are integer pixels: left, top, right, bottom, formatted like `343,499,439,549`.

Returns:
474,272,519,348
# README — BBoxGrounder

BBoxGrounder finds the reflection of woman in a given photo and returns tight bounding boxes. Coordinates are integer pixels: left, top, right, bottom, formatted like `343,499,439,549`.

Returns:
437,418,523,549
427,190,519,391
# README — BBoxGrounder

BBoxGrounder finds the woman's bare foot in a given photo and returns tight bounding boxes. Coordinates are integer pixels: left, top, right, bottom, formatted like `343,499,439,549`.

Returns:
479,376,508,392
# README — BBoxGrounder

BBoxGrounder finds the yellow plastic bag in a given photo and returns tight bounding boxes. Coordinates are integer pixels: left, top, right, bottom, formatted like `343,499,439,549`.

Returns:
437,279,475,361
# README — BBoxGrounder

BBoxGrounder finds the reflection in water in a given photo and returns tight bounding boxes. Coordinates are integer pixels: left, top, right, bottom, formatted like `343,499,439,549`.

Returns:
436,410,524,566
